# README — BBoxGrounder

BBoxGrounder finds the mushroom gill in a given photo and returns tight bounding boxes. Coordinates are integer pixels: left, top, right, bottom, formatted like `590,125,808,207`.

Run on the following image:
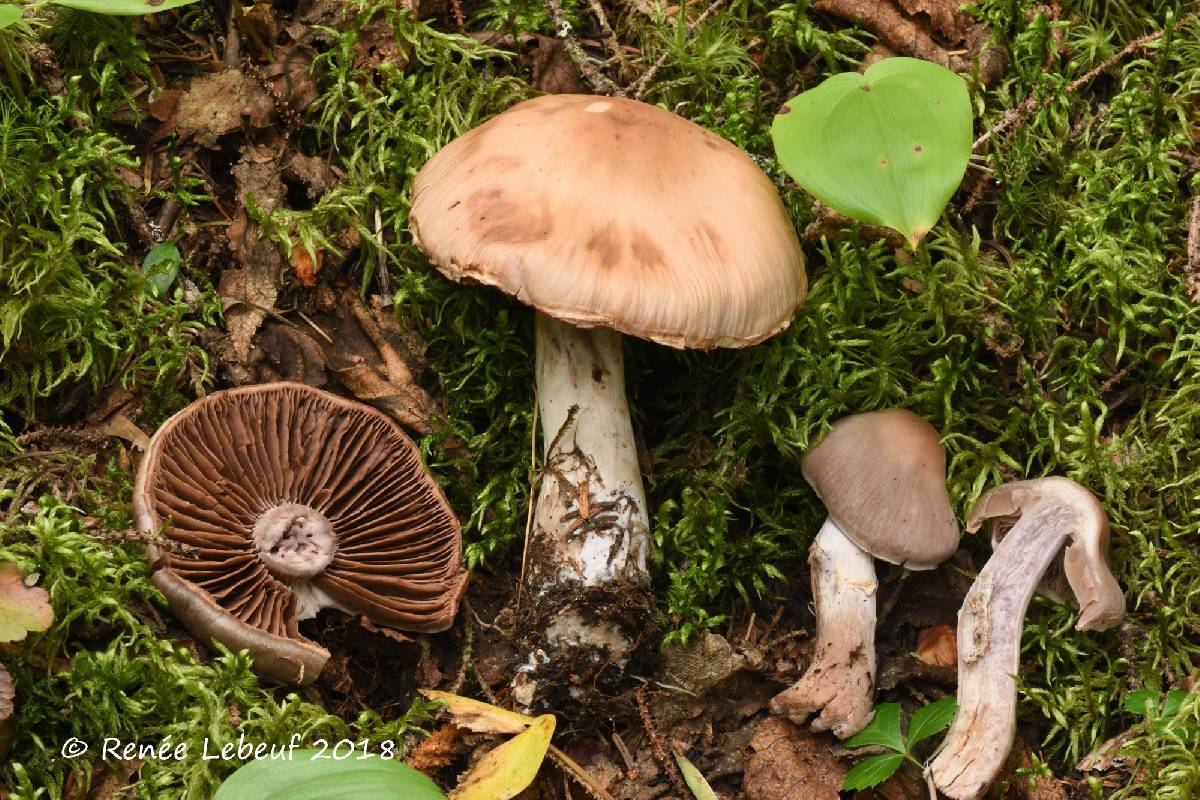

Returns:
134,382,468,685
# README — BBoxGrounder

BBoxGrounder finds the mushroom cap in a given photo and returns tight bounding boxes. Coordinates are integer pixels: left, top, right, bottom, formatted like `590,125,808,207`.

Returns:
133,382,468,685
800,409,959,568
409,94,806,350
967,476,1125,631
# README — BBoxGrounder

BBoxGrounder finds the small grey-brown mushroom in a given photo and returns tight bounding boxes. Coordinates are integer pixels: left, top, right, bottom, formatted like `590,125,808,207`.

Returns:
134,382,468,685
771,409,959,737
928,477,1125,800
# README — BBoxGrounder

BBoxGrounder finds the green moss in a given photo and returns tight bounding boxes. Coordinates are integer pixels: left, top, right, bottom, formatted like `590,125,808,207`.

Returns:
3,0,1199,794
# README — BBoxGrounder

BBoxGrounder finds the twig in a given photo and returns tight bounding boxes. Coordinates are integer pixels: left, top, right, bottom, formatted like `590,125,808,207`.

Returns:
1186,195,1200,304
343,289,413,384
546,744,619,800
635,684,689,797
973,17,1194,151
586,0,626,68
224,0,241,68
374,205,391,304
449,610,473,696
545,0,621,95
516,388,540,611
626,0,727,101
450,0,466,33
295,309,334,344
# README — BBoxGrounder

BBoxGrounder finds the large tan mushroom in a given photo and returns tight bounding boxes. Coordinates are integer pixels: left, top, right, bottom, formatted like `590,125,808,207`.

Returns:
409,94,806,705
928,477,1125,800
134,382,468,685
771,409,959,737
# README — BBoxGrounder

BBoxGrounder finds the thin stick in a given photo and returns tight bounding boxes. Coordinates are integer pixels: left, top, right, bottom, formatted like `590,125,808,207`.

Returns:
516,387,540,610
546,744,619,800
374,205,391,302
973,17,1195,151
635,684,689,797
626,0,727,101
1186,194,1200,304
545,0,621,96
295,309,334,343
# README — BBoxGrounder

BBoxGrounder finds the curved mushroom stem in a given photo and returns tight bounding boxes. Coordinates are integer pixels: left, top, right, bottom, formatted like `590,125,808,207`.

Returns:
928,479,1125,800
514,313,652,708
770,517,877,738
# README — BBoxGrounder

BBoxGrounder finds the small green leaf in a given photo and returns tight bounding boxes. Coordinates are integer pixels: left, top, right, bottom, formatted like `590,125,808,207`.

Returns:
844,702,904,753
674,750,718,800
771,57,972,249
141,242,180,298
50,0,200,14
842,753,905,791
0,5,21,28
1124,690,1160,716
214,750,447,800
1162,690,1189,718
906,697,958,749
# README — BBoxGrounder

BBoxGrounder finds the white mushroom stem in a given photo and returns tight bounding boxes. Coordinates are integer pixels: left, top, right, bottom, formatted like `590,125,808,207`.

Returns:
515,314,650,703
928,500,1082,799
770,517,877,738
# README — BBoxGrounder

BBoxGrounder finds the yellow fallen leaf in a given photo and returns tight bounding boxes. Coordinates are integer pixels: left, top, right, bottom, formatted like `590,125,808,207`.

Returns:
450,714,554,800
420,690,536,735
674,750,719,800
0,563,53,643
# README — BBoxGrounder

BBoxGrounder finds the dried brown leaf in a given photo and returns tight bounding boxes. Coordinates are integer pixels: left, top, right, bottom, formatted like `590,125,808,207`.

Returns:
895,0,965,43
914,624,958,668
254,321,329,386
290,240,321,287
743,717,845,800
0,663,13,722
527,33,586,95
406,723,466,774
98,414,151,452
171,70,276,147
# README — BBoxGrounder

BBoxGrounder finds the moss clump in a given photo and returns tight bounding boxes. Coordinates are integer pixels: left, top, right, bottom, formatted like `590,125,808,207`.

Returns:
1,0,1199,795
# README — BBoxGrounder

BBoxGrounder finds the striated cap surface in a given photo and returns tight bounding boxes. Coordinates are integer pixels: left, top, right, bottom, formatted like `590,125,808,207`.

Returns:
801,409,959,569
134,382,467,684
409,94,806,350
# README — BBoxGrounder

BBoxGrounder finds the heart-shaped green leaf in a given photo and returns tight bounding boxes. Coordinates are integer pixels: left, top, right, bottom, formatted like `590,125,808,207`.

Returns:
214,749,447,800
0,5,21,28
51,0,200,14
772,57,972,249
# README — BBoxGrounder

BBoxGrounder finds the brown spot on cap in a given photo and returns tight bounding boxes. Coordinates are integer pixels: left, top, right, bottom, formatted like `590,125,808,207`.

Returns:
778,104,793,115
409,94,807,349
630,227,666,270
586,228,623,267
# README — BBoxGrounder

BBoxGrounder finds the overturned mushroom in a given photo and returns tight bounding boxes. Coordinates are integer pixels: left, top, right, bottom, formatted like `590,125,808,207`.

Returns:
928,477,1126,799
410,94,805,706
134,382,468,685
771,409,959,737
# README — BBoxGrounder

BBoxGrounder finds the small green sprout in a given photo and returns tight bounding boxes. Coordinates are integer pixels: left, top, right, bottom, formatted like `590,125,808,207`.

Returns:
140,241,182,300
771,57,972,249
841,698,958,791
1125,689,1190,719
